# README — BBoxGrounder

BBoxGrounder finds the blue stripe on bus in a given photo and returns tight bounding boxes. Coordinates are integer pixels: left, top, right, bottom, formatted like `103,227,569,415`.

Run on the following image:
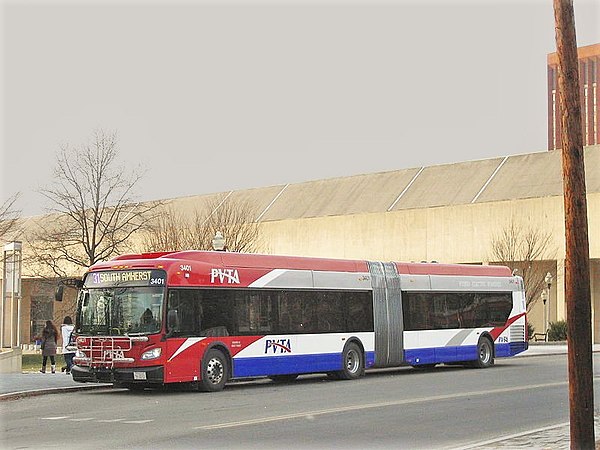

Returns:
496,342,528,357
232,351,377,378
232,344,529,376
405,342,528,365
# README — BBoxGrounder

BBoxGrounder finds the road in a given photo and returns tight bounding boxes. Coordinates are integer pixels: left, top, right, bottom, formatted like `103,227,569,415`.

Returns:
2,354,599,449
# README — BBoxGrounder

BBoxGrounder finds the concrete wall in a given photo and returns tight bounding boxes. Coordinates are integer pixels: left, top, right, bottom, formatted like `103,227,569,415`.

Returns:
0,348,22,374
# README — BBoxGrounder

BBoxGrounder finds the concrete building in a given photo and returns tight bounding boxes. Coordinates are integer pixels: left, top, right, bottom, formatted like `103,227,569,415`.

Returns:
548,43,600,150
2,145,600,344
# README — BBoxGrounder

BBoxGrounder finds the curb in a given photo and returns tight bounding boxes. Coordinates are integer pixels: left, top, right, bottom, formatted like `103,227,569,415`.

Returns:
0,384,113,402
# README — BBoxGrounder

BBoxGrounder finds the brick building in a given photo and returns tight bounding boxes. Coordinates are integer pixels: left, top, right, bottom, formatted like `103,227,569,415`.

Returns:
548,43,600,150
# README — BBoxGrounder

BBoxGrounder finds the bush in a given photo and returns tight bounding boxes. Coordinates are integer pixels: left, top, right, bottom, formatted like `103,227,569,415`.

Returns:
527,322,536,341
548,320,568,341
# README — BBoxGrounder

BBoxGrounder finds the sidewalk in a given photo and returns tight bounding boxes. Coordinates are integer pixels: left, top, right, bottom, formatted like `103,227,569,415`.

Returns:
1,343,598,448
458,342,600,449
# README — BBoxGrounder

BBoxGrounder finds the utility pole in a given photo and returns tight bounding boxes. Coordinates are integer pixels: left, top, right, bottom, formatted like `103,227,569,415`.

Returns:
552,0,595,448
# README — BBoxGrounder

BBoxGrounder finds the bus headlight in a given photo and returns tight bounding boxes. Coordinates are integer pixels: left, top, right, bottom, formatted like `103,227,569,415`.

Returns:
141,348,162,360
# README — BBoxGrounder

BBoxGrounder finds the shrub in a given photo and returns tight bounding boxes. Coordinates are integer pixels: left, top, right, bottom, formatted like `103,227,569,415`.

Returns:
527,322,536,341
548,320,568,341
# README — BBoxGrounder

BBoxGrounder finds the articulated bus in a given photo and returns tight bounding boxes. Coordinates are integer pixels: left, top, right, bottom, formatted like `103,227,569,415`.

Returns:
58,251,528,391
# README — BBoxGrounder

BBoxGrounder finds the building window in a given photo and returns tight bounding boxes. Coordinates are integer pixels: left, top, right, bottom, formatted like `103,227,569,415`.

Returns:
30,295,54,343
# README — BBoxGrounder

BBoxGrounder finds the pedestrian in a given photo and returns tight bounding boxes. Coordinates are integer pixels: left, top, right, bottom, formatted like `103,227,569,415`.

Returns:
40,320,58,374
60,316,75,374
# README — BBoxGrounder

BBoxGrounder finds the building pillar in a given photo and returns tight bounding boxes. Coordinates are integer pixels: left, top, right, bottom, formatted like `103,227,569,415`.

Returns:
554,259,566,323
1,242,23,349
592,259,600,344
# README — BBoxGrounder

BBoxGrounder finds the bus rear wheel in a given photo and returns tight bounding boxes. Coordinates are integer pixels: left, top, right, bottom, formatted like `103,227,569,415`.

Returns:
200,349,229,392
472,337,494,368
336,342,364,380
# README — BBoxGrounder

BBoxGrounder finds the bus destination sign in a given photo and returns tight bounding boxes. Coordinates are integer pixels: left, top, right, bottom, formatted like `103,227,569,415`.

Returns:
84,269,166,288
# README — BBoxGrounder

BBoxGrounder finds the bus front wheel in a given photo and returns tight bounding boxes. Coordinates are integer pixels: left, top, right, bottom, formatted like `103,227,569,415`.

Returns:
472,337,494,369
200,349,229,392
336,342,364,380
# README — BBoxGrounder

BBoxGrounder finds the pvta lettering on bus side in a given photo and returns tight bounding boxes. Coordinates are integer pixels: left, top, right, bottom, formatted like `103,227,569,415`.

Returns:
210,268,240,284
264,339,292,354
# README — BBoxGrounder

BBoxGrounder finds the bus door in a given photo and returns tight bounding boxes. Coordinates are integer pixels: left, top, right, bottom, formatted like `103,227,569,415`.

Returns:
368,261,404,367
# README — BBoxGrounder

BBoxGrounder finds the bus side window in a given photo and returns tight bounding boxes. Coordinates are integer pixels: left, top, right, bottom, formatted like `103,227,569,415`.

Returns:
167,290,180,335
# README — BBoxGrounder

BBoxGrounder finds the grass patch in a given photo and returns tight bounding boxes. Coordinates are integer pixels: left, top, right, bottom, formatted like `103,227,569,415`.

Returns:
22,353,69,372
22,353,43,371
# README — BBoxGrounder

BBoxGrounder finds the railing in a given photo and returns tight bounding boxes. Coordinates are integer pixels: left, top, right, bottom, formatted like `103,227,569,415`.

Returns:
75,336,148,368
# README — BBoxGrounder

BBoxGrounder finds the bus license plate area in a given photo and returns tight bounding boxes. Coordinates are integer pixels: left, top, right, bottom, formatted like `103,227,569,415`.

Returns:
133,372,147,380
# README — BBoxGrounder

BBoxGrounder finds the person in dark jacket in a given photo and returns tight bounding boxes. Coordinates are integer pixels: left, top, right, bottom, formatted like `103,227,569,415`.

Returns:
40,320,58,374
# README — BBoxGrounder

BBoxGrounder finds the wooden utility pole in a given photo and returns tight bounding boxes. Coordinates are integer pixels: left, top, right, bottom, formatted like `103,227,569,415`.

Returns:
552,0,595,448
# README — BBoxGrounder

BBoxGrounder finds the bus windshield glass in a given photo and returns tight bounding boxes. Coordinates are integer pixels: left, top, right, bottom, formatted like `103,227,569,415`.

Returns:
79,287,164,336
79,269,166,336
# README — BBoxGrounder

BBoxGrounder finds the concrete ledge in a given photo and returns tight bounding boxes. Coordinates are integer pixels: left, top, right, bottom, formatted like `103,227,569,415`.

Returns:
0,348,22,374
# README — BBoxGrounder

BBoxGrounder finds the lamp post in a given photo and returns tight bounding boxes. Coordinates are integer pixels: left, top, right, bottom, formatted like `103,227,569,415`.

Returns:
541,290,548,341
212,231,226,251
545,272,553,338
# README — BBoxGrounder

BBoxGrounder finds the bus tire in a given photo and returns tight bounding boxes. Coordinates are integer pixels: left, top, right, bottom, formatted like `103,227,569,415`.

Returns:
200,349,229,392
336,342,364,380
269,374,299,383
473,337,494,369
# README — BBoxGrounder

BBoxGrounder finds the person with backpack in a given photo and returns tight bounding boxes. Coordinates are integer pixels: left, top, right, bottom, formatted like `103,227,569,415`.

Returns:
40,320,59,373
60,316,76,374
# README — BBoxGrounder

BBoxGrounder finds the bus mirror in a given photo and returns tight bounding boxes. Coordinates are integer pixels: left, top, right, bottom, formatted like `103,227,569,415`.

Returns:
55,285,64,302
167,309,179,333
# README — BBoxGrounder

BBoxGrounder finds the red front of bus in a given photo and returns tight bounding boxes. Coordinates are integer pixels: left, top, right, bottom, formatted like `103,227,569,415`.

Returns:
71,269,170,385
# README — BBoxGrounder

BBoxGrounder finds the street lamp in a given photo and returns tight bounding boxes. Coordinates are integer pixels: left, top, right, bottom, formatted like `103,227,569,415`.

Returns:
545,272,553,337
541,290,548,340
212,231,226,251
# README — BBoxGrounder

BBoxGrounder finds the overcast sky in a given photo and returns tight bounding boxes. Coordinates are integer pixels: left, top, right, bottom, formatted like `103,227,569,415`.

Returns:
2,0,599,217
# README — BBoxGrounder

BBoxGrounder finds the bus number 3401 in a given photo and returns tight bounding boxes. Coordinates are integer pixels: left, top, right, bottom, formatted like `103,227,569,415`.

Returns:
150,278,165,285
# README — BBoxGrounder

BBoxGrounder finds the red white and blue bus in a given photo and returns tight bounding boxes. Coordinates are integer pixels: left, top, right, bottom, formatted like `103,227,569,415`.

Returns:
58,251,528,391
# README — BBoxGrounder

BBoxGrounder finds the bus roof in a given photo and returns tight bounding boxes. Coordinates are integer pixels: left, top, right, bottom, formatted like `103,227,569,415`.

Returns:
89,251,512,277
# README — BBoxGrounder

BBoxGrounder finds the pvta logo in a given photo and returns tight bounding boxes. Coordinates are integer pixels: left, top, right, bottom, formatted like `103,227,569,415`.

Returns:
210,268,240,284
265,338,292,354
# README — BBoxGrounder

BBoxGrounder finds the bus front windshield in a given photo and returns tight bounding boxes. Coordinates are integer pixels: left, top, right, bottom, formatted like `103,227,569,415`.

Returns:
79,287,164,336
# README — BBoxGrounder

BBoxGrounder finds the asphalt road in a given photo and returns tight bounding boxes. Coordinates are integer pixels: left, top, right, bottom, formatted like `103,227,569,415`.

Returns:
2,354,599,450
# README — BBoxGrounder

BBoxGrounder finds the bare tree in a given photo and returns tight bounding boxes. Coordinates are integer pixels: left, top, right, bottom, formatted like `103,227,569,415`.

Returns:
142,205,192,252
142,194,264,253
489,220,556,310
0,192,21,243
201,195,264,252
28,130,162,277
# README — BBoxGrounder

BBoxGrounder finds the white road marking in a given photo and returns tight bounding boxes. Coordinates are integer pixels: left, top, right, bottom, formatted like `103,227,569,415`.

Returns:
42,416,153,424
195,381,568,430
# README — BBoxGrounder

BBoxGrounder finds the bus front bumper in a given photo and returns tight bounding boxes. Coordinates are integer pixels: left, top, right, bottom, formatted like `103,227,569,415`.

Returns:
71,365,164,384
